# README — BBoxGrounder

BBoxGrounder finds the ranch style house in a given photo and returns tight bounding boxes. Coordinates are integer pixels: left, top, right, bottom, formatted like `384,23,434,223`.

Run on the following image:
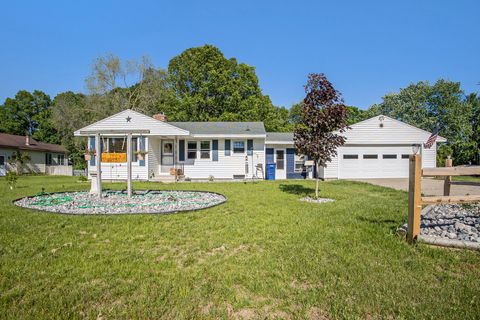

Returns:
0,133,70,176
74,109,446,181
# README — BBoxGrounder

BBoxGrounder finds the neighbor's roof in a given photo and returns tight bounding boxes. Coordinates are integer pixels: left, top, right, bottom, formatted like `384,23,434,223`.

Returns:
169,122,266,136
0,133,66,153
265,132,294,144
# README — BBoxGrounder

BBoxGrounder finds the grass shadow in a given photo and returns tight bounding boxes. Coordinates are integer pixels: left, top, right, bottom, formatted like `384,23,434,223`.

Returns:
356,216,400,233
279,184,314,196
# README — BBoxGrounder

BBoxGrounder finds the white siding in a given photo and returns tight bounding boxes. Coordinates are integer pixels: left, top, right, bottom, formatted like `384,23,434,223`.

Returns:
74,109,189,136
148,137,161,178
323,154,339,179
340,116,446,144
181,138,265,179
0,149,46,174
319,116,442,179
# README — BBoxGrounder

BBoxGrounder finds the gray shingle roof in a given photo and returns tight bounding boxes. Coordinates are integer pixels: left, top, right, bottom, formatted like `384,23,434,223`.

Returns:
266,132,294,143
168,122,266,135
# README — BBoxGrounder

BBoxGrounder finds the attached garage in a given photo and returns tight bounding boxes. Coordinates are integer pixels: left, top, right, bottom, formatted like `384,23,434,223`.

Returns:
321,115,446,180
338,145,412,179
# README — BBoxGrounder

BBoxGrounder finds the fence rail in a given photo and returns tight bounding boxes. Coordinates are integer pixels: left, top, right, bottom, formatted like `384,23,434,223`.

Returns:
45,165,73,176
407,155,480,243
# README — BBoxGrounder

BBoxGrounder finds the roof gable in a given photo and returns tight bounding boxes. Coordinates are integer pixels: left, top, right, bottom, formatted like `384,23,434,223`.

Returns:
342,115,447,144
74,110,189,136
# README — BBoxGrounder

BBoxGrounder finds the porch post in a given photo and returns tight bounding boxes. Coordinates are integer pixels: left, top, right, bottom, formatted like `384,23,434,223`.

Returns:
127,133,132,197
95,133,102,198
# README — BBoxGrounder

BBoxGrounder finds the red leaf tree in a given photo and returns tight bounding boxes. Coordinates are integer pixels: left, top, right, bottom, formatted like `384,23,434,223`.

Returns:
294,73,349,198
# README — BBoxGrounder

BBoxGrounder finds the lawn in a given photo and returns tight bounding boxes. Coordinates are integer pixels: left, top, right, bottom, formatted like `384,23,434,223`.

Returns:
1,176,479,319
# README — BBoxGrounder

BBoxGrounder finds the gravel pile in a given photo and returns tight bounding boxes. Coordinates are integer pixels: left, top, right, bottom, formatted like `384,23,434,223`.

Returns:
401,203,480,243
14,190,226,215
299,196,335,204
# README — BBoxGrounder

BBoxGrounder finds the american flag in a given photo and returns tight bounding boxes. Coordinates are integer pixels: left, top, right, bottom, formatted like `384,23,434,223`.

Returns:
423,127,439,149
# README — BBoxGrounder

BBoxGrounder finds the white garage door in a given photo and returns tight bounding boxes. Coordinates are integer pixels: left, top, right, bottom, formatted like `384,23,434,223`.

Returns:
338,146,412,179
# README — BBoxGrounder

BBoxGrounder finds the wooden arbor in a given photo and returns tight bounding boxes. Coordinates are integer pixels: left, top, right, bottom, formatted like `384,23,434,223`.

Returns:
407,155,480,243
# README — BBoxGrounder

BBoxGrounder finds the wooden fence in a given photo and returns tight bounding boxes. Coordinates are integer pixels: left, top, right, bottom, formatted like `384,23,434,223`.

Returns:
407,155,480,243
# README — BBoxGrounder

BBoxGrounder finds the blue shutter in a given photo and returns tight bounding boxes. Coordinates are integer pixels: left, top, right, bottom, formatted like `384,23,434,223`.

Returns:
212,140,218,161
89,136,96,166
139,136,145,166
179,140,185,161
224,139,231,156
286,148,304,179
247,139,253,156
266,148,274,164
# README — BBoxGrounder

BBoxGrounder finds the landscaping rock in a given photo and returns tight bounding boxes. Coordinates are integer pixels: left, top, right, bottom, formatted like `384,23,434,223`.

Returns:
419,203,480,243
398,203,480,247
299,196,335,204
14,190,226,215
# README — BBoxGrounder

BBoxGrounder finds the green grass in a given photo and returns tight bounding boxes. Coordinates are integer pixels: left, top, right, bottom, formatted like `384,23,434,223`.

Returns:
452,175,480,183
1,176,479,319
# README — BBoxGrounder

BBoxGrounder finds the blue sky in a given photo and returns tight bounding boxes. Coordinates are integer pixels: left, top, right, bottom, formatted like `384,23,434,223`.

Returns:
0,0,478,109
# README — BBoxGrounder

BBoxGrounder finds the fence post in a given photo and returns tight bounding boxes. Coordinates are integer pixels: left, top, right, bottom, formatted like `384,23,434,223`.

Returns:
407,154,422,244
443,157,453,196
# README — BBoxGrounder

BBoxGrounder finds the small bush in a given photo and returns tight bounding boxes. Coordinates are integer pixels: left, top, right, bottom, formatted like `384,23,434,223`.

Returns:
6,171,18,189
77,175,88,182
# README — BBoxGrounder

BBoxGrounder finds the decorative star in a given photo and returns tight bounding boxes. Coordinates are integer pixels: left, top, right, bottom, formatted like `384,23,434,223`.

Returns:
126,116,132,122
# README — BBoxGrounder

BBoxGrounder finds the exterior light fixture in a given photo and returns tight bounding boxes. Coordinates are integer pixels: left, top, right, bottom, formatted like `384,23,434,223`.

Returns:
411,144,421,155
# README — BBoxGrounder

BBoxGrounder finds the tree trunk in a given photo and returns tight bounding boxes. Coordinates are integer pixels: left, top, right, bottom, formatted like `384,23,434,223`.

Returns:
315,161,319,199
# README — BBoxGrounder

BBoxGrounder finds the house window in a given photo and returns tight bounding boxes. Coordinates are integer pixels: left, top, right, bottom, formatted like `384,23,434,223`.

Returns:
383,154,397,159
200,141,211,159
187,141,197,159
233,141,245,153
45,153,53,165
106,137,138,161
363,154,378,159
401,154,410,159
57,154,65,165
276,150,285,170
295,154,305,172
343,154,358,159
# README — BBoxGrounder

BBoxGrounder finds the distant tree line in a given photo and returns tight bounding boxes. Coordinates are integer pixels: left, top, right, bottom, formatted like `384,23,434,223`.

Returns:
0,44,479,168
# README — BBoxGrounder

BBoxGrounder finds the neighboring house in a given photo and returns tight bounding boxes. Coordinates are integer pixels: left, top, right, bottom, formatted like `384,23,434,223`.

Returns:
0,133,71,176
73,110,446,181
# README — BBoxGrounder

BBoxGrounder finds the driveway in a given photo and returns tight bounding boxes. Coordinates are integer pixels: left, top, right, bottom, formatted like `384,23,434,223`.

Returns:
353,178,480,196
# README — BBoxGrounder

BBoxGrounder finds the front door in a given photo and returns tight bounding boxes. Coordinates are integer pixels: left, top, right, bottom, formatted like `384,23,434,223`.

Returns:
0,155,5,176
161,140,174,173
275,149,286,179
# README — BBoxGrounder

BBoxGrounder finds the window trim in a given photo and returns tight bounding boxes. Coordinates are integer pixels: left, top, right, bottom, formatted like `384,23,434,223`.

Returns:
57,154,65,166
294,154,305,173
102,137,140,163
187,141,198,160
233,140,246,154
200,140,211,159
276,149,285,170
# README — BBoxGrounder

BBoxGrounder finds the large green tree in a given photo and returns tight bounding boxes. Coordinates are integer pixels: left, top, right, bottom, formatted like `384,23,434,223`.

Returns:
167,45,289,130
366,80,477,165
0,90,54,136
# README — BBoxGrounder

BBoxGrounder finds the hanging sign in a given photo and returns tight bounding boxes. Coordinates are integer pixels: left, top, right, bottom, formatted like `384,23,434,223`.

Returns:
101,153,127,163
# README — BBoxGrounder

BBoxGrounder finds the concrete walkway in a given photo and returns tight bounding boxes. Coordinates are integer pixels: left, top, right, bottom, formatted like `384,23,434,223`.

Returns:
354,178,480,196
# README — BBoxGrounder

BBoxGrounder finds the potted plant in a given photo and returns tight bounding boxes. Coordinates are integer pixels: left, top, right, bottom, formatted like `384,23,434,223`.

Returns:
135,150,148,161
84,149,96,161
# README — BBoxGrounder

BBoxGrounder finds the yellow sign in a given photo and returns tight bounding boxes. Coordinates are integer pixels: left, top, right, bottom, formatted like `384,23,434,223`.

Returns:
101,153,127,163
